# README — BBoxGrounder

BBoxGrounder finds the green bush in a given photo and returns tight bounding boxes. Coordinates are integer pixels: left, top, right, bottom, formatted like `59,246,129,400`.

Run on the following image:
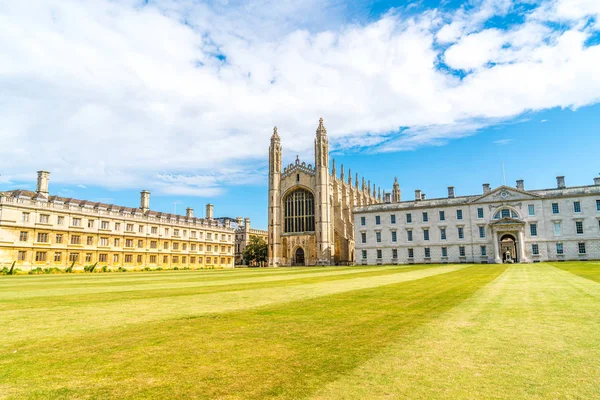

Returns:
83,262,98,273
65,262,75,273
156,267,163,271
28,267,45,275
0,262,19,275
101,265,110,273
173,266,179,270
143,267,151,271
117,266,127,272
8,261,17,275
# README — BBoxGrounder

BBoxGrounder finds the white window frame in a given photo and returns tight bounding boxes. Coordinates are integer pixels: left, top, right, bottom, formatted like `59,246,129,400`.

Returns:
553,222,561,237
575,221,584,235
530,223,537,237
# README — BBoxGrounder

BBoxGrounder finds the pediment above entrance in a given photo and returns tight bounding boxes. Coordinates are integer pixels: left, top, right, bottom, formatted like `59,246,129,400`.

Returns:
471,186,540,204
489,217,526,229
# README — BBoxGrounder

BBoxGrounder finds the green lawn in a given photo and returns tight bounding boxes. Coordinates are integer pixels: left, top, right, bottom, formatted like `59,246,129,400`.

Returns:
1,262,599,399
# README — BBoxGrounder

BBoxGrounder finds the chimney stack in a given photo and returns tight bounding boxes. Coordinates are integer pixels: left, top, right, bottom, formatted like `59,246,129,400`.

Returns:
244,217,251,231
556,176,566,189
415,189,422,201
236,216,243,226
483,183,491,194
594,176,600,186
421,193,426,200
205,203,214,219
448,186,455,198
384,192,391,203
186,207,194,218
516,179,524,191
36,171,50,195
140,190,150,213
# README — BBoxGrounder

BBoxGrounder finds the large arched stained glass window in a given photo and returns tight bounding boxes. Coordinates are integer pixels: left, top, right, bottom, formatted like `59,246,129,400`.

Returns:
284,189,315,233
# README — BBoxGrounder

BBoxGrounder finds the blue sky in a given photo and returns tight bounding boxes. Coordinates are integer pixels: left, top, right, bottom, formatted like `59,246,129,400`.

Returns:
1,0,600,229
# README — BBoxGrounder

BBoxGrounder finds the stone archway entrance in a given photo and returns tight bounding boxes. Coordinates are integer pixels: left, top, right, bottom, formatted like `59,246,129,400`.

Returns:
490,217,528,264
294,247,305,266
500,234,518,263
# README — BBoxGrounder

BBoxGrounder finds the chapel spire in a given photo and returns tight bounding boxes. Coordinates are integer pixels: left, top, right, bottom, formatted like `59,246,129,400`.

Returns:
268,125,282,266
392,176,401,203
316,117,327,137
271,126,280,142
314,117,333,264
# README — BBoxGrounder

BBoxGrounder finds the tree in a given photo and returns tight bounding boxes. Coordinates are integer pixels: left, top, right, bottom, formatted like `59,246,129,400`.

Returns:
242,236,268,267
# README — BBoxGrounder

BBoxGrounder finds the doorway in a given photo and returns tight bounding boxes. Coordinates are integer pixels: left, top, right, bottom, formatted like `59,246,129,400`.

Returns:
294,247,305,266
499,234,518,263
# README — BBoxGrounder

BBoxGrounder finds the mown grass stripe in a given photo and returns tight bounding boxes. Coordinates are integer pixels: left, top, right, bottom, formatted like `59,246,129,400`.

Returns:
549,261,600,285
312,264,600,400
0,266,407,299
0,265,504,399
0,265,428,310
0,266,363,290
0,264,469,348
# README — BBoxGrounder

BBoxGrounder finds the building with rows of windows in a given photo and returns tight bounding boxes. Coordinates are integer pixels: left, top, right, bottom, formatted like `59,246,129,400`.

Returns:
354,175,600,265
216,216,268,265
0,171,236,270
268,119,382,266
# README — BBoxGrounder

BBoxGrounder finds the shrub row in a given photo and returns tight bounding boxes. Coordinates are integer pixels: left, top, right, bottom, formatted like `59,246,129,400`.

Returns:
1,265,221,275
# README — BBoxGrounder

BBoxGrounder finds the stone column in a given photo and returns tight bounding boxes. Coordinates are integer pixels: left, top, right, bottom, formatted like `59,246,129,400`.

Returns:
518,230,527,263
493,230,501,263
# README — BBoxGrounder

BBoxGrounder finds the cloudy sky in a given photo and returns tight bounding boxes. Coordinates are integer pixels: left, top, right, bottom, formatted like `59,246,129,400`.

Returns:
1,0,599,227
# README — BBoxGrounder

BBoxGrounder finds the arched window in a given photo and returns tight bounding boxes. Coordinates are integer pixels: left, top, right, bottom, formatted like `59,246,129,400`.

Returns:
284,189,315,233
493,208,519,219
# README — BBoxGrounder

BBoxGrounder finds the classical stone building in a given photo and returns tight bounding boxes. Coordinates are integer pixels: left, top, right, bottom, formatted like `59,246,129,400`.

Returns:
354,176,600,264
216,216,268,265
0,171,236,270
268,118,381,266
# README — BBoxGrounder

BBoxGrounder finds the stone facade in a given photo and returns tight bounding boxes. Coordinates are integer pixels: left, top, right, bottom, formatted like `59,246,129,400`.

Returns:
355,176,600,265
217,216,268,265
0,171,236,270
268,119,381,266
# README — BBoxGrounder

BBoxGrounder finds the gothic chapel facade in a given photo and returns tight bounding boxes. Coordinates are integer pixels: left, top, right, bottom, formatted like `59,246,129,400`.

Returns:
268,119,383,266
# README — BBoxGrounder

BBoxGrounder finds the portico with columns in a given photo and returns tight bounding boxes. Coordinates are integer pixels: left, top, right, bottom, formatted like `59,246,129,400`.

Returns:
490,219,528,264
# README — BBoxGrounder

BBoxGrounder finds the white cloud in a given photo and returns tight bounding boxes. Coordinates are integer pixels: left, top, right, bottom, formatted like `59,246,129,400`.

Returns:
531,0,600,23
494,138,515,145
0,0,599,195
444,29,506,70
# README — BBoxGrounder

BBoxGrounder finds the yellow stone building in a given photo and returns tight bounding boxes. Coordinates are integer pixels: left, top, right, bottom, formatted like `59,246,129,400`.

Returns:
0,171,236,270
